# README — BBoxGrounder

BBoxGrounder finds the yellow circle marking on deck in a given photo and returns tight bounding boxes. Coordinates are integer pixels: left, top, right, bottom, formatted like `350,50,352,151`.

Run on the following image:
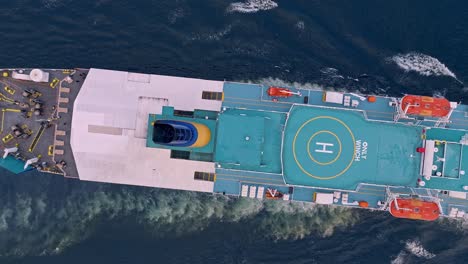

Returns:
292,116,356,180
306,130,342,166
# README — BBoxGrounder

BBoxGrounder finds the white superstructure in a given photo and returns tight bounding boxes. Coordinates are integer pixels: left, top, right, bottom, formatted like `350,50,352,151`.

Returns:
70,69,223,192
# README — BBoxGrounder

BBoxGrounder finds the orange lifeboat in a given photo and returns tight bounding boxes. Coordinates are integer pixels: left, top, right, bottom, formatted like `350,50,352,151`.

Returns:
401,95,451,117
389,198,440,221
267,87,294,97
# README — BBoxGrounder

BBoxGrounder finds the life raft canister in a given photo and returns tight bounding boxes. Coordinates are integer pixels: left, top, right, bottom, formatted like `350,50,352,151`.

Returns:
358,201,369,208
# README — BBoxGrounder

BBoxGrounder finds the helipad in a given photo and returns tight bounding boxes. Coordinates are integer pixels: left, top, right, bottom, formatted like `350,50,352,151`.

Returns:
282,105,423,190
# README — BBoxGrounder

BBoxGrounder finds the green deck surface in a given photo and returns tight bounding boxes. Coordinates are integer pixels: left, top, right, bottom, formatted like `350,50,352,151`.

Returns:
282,105,423,190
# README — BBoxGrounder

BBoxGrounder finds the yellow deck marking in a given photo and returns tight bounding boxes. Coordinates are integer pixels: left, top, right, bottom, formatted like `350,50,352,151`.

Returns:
306,130,342,166
0,92,15,103
48,145,54,156
0,110,4,133
4,86,15,95
1,108,22,133
50,78,60,88
2,133,13,143
292,116,356,180
29,125,46,152
4,108,20,113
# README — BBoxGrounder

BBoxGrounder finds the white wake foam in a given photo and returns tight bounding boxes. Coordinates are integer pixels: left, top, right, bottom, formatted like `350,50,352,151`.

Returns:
168,8,185,24
227,0,278,13
41,0,70,9
0,183,359,256
320,67,345,79
252,77,325,90
390,52,461,83
190,25,233,41
391,239,436,263
247,76,368,94
295,21,305,31
405,239,436,259
390,251,407,264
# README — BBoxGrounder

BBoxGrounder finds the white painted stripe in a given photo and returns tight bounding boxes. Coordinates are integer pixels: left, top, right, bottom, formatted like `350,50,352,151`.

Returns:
249,186,257,198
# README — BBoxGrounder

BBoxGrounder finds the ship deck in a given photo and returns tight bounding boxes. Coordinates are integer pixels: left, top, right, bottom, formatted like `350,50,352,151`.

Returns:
282,105,422,190
1,68,468,220
0,68,87,177
214,81,468,217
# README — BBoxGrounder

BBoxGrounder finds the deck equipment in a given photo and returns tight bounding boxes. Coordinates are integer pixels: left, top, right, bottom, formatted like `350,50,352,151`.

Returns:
389,198,440,221
267,87,301,97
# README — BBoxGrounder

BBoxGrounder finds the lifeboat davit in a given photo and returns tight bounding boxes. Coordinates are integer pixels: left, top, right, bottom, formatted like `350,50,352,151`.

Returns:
401,95,451,117
389,198,440,221
267,87,296,97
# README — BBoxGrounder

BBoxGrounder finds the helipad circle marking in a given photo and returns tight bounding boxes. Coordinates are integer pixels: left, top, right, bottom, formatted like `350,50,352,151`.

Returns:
292,116,356,180
306,130,342,166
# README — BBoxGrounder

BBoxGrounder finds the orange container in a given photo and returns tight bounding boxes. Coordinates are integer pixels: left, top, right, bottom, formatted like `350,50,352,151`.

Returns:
367,96,376,103
358,201,369,208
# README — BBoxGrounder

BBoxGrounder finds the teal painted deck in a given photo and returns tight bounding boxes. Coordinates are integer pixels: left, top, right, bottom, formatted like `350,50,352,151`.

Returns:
222,82,292,113
426,127,466,142
212,82,468,213
282,105,423,190
214,108,286,173
444,143,462,178
199,81,468,216
0,156,29,174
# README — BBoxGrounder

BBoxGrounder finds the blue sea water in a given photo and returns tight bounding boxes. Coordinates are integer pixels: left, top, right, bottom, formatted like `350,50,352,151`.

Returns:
1,0,468,263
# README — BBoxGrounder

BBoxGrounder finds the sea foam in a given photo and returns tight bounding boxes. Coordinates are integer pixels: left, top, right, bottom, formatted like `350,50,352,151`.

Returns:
0,182,358,256
390,52,461,83
41,0,70,9
405,239,436,259
190,24,233,41
227,0,278,14
390,251,407,264
391,239,436,264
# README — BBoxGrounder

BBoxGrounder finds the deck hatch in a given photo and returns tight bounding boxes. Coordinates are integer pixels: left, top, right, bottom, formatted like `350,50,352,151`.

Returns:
170,150,190,160
202,91,223,101
173,110,194,117
194,171,215,182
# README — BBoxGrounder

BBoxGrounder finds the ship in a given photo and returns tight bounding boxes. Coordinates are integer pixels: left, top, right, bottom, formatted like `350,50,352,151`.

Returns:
1,68,468,221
